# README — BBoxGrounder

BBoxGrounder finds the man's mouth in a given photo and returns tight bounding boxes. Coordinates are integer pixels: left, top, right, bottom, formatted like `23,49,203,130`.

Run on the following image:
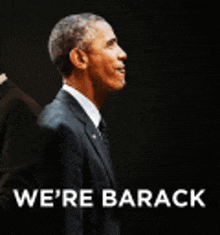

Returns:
116,68,126,74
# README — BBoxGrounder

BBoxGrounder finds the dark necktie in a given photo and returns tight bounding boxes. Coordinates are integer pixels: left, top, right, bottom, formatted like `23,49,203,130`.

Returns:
98,118,110,148
98,119,118,190
98,118,115,173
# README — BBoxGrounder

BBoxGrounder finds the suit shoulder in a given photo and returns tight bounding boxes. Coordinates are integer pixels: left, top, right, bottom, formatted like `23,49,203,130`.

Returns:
38,99,78,130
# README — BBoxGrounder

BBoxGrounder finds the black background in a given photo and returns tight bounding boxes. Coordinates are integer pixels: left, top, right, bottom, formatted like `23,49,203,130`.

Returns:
1,0,219,234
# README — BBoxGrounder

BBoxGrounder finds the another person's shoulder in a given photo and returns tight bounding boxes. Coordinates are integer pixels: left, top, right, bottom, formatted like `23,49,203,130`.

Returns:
0,79,42,117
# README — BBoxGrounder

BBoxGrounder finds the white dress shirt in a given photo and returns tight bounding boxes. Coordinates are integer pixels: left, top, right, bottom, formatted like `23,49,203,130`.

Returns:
62,83,101,128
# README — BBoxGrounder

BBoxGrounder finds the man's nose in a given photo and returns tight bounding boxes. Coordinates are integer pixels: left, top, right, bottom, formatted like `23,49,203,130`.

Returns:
118,45,127,61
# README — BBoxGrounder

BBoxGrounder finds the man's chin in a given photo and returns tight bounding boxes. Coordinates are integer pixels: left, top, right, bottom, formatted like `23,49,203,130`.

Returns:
109,80,126,92
117,79,126,89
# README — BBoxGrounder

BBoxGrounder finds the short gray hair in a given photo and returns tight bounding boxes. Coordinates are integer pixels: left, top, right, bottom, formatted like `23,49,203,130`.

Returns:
48,13,106,77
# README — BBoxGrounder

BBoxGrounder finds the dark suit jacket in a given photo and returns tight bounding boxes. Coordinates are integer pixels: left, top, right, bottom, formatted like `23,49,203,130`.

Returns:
38,89,120,235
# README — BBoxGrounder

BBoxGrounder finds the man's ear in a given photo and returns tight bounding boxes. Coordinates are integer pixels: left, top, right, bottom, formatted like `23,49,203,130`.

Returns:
69,49,88,69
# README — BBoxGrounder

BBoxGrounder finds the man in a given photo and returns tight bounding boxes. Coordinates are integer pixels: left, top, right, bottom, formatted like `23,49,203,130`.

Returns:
38,13,127,234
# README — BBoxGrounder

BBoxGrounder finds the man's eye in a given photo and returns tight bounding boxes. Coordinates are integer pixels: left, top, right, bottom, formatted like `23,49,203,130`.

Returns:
107,42,114,47
107,40,116,47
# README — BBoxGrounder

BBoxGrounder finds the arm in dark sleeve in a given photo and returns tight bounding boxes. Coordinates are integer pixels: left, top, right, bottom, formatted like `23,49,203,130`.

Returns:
0,100,53,234
0,99,41,209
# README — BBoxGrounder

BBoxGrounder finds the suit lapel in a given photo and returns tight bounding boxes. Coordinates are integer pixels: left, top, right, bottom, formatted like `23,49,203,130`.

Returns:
56,90,117,188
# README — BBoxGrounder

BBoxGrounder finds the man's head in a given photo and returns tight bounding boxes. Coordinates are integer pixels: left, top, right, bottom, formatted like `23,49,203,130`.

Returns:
48,13,106,77
49,13,127,94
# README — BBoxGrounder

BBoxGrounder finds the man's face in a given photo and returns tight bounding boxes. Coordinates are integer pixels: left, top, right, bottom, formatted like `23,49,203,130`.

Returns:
86,21,127,92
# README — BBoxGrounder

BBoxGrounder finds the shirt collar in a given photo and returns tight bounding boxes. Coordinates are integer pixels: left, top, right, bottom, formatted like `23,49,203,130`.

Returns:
62,83,101,128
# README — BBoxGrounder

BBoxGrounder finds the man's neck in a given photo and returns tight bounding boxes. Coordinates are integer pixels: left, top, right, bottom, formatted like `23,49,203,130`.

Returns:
63,74,107,110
